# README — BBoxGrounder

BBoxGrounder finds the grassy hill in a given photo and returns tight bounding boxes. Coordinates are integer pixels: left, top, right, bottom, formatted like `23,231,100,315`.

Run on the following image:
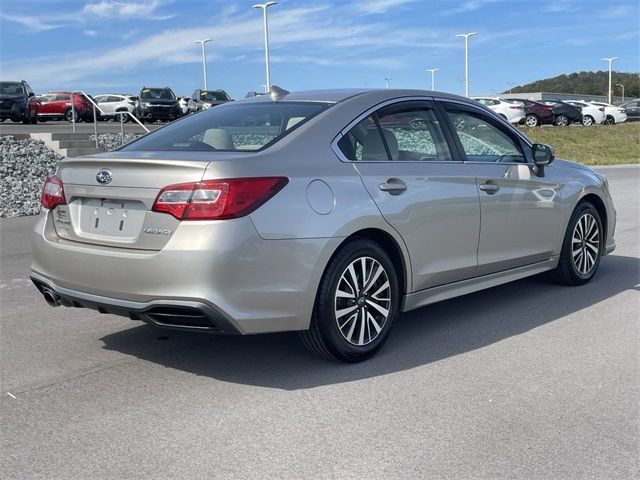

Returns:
507,71,639,98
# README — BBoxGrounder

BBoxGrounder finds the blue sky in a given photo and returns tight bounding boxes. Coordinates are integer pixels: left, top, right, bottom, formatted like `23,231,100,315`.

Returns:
1,0,638,98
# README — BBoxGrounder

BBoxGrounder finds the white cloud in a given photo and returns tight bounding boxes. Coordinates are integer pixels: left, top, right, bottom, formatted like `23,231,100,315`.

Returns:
82,0,173,19
0,13,67,32
83,30,98,37
351,0,418,15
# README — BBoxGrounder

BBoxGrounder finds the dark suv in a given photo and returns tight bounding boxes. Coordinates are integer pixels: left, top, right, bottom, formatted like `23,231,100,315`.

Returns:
135,87,180,123
188,89,231,113
0,80,38,124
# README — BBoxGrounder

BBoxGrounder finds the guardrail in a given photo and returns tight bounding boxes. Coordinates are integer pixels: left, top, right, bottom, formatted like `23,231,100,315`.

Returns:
70,91,150,148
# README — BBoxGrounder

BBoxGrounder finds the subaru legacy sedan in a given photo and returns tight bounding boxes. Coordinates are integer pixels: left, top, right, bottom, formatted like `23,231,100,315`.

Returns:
31,88,616,362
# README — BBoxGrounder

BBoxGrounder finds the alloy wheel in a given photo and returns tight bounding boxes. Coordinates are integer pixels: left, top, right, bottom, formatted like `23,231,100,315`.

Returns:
555,115,569,126
525,115,538,127
572,213,600,275
334,256,391,346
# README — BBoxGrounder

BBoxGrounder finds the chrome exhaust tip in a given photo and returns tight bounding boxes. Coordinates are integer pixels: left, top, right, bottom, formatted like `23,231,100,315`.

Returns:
42,288,61,307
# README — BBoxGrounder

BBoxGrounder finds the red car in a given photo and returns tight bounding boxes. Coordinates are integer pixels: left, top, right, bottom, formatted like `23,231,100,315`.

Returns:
36,92,94,122
506,98,555,127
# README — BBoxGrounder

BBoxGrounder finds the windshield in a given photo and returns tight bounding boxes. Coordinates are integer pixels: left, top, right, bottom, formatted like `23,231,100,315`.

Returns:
200,91,229,102
0,82,23,96
140,88,175,100
120,101,331,152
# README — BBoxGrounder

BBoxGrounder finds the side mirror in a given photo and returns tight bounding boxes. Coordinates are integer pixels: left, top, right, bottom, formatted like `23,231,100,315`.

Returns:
532,143,555,177
28,92,35,97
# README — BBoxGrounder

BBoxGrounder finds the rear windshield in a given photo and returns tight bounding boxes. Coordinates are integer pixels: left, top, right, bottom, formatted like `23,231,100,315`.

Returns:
140,88,175,100
200,91,229,101
0,82,23,95
120,101,331,152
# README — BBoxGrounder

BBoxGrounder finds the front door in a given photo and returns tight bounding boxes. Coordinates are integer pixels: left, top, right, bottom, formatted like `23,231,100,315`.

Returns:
335,100,480,291
442,103,563,276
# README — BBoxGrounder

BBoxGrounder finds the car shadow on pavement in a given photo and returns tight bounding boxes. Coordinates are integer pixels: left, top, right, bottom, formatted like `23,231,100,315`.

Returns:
100,254,639,390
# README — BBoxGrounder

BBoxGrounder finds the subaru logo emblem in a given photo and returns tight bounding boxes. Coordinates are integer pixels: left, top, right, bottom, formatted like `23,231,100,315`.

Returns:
96,169,113,185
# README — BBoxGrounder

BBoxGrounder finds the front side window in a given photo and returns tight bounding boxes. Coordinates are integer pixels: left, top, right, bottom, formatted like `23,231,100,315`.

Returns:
337,102,450,162
121,101,331,152
446,109,526,163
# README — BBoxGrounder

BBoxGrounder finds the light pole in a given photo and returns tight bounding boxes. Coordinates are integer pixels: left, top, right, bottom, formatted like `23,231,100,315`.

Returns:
601,57,618,104
384,77,392,89
253,2,277,92
456,32,477,97
195,39,211,90
616,83,624,103
426,68,438,90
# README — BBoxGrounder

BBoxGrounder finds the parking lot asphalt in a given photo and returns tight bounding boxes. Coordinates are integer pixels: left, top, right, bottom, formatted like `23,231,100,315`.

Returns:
0,120,160,135
1,166,638,479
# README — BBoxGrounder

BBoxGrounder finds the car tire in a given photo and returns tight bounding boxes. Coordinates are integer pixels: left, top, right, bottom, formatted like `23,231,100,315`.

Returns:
554,114,569,126
550,202,603,286
582,115,595,126
115,110,130,123
605,115,615,125
525,114,539,127
300,239,400,362
65,108,79,123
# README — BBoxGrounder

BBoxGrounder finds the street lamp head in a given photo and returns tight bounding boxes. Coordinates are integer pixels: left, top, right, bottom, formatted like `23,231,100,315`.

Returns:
601,57,619,62
252,1,277,9
426,68,439,72
456,32,478,38
195,39,211,44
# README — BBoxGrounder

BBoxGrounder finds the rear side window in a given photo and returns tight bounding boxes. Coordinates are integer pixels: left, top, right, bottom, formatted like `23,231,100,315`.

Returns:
121,101,331,152
337,101,451,162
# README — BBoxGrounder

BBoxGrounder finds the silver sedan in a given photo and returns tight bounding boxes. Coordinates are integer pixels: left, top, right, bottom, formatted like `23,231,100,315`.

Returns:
31,88,616,362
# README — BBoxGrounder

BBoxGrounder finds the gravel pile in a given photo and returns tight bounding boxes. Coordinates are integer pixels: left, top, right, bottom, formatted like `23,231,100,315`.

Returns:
90,133,144,151
0,136,63,218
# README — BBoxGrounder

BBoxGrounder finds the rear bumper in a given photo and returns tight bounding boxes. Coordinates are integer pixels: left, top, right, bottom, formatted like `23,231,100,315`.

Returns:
31,273,240,334
31,211,340,335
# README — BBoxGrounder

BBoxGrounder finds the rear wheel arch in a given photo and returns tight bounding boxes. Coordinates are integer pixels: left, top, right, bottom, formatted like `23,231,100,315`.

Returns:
324,228,409,297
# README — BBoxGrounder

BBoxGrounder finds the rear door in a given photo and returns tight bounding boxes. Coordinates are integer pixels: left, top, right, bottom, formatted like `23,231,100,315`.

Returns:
335,99,480,291
441,101,563,276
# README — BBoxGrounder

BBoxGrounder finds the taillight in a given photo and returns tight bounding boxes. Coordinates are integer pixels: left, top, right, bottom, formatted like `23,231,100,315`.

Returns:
41,175,66,209
152,177,288,220
508,105,521,109
543,106,553,110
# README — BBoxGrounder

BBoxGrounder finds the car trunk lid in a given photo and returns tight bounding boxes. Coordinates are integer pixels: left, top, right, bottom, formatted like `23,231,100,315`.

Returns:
52,152,214,250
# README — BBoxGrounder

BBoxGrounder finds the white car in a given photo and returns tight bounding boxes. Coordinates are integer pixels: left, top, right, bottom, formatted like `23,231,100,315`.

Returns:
472,97,525,124
588,101,627,125
178,97,189,116
93,94,136,122
564,101,606,126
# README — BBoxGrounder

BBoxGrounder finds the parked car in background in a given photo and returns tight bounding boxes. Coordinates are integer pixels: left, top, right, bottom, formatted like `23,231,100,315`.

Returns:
37,92,94,122
188,89,231,113
620,99,640,121
0,80,38,124
538,100,583,126
505,98,554,127
135,87,180,123
93,94,136,122
564,100,606,126
30,88,616,362
588,101,627,125
178,96,189,116
472,97,525,124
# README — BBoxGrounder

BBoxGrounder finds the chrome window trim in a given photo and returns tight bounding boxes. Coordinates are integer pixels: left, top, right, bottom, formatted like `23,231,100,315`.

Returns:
330,96,464,164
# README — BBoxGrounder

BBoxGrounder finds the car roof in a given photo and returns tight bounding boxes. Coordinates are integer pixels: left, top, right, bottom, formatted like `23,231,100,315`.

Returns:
240,88,469,105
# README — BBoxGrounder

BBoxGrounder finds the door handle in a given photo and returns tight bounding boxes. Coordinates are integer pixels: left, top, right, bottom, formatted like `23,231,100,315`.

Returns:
479,182,500,194
379,179,407,194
